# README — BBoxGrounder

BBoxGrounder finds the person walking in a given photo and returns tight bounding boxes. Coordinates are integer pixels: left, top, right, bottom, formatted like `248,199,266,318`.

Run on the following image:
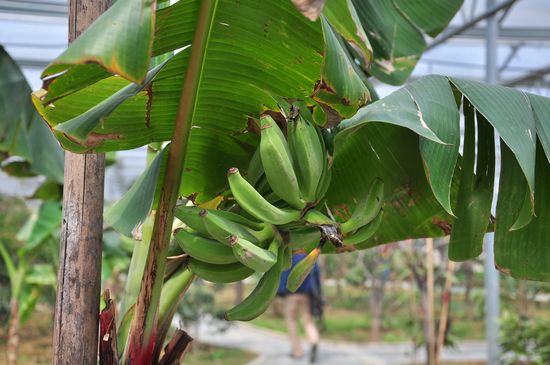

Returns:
278,250,322,363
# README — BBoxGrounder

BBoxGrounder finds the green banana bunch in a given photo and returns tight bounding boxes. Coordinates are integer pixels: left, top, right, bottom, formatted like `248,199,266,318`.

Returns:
288,116,325,203
189,259,254,283
225,240,286,321
227,167,301,225
172,106,388,319
259,115,305,209
286,246,321,293
174,228,237,265
340,178,384,234
228,235,278,273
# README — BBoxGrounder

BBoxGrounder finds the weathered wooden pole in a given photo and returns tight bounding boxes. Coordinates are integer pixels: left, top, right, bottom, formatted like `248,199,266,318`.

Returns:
425,238,436,365
53,1,109,364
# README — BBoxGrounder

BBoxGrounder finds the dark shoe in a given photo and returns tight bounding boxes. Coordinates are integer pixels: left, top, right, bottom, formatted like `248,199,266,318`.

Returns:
309,344,318,363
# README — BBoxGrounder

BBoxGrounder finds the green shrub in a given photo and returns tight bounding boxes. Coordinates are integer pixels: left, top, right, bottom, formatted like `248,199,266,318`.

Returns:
500,310,550,364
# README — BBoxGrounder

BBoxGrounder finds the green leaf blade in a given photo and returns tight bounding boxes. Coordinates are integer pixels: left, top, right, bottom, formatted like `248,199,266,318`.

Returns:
42,0,156,84
406,75,460,215
105,146,167,237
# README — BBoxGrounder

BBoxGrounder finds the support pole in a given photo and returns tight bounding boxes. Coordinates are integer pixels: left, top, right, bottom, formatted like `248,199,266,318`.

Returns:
426,0,516,51
484,234,501,365
485,1,501,364
53,1,108,363
425,238,436,365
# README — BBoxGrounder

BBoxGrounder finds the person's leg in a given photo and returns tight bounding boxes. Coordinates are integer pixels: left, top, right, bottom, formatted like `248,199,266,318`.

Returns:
284,295,303,357
297,294,320,362
299,294,319,345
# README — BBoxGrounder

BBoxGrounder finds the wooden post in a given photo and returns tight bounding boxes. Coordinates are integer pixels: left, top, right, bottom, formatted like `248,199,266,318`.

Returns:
53,2,109,364
435,259,455,364
425,238,436,365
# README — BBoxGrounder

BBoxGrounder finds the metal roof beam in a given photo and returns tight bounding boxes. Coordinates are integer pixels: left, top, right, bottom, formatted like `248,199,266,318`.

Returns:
0,0,67,18
427,0,518,51
503,65,550,86
11,58,49,68
444,26,550,41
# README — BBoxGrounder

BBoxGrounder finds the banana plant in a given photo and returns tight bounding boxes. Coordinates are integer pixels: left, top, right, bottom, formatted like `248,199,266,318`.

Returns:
1,46,64,365
0,202,60,365
29,0,550,363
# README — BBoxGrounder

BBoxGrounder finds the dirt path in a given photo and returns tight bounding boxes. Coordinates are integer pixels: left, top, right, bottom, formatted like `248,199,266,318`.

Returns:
193,318,487,365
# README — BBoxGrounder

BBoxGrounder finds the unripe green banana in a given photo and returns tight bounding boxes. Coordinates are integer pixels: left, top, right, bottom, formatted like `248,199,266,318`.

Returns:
303,209,334,225
288,116,325,203
315,160,332,201
267,237,282,257
314,125,331,201
287,227,321,249
343,209,384,246
174,228,237,265
173,206,210,235
265,191,282,204
282,245,293,271
175,205,265,233
286,247,321,293
207,209,275,244
211,209,264,231
227,167,301,225
340,178,384,234
254,175,271,196
259,115,305,209
201,209,260,244
189,259,254,283
246,148,264,186
225,242,285,321
228,235,277,273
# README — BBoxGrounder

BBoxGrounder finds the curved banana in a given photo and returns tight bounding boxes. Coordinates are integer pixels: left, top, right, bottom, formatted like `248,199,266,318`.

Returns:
246,148,264,186
211,209,264,231
175,205,265,234
227,167,301,225
265,191,282,204
201,209,260,244
288,116,325,203
267,236,282,257
173,206,209,235
282,244,292,271
260,115,305,209
228,235,277,273
254,175,271,196
174,228,237,265
287,227,321,249
286,247,321,293
315,161,332,202
225,242,285,321
340,178,384,234
343,209,384,246
189,259,254,283
303,209,334,225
